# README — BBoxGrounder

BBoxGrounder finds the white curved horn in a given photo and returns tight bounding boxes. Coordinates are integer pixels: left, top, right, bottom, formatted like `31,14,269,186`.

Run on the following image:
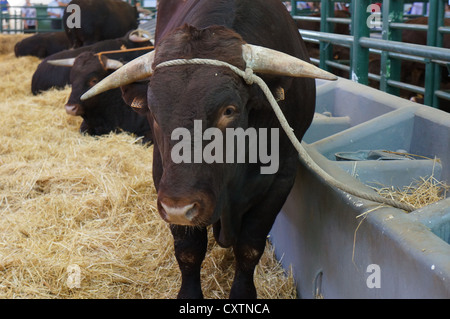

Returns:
47,58,76,67
242,44,338,81
105,58,124,70
81,50,155,101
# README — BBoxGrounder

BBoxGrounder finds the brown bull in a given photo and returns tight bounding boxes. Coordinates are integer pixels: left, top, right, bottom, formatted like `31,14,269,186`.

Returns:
82,0,336,299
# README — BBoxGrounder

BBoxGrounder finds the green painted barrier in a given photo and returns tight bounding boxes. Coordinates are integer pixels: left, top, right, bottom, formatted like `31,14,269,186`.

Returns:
289,0,450,110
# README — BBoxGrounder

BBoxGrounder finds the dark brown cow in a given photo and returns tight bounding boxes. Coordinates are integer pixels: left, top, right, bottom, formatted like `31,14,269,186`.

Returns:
48,51,152,143
31,30,152,95
82,0,336,298
14,31,71,59
63,0,138,48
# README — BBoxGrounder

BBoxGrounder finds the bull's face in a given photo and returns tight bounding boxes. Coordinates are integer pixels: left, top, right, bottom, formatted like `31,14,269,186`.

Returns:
148,26,253,227
66,52,113,116
80,24,337,231
48,52,123,116
150,67,253,227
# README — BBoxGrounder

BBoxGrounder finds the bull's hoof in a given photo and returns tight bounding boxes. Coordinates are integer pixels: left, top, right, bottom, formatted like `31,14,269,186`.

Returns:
177,285,204,299
229,279,257,299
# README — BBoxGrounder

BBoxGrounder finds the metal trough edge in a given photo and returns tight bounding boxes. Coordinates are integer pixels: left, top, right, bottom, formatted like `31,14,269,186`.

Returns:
269,77,450,298
270,144,450,298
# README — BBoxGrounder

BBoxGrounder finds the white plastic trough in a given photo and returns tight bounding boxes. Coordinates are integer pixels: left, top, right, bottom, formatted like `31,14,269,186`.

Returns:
270,77,450,299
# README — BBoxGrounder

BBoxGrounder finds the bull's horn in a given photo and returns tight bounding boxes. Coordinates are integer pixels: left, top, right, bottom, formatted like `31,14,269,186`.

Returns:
105,58,124,70
242,44,338,81
47,58,76,67
129,29,152,43
82,42,337,101
81,50,155,101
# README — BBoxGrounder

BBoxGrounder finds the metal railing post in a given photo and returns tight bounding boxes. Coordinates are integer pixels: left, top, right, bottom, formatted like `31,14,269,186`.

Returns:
380,0,403,95
423,0,440,107
319,0,333,72
291,0,298,16
430,0,445,108
351,0,370,85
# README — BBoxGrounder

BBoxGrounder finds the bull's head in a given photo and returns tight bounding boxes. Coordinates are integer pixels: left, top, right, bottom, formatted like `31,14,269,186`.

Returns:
80,25,336,243
48,52,123,116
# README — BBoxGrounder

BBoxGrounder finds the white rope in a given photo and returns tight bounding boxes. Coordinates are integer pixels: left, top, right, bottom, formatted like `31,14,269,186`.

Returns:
155,58,415,212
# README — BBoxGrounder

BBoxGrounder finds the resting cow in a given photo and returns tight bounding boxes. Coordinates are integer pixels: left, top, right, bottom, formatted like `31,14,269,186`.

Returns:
31,30,152,95
83,0,336,298
14,31,71,59
48,51,152,143
63,0,138,48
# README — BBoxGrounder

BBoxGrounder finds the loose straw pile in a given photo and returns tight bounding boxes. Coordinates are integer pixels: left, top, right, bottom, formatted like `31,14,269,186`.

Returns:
0,35,296,299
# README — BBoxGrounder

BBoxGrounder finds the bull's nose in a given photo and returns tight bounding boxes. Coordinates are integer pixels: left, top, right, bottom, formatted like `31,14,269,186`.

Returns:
65,104,84,116
159,200,199,226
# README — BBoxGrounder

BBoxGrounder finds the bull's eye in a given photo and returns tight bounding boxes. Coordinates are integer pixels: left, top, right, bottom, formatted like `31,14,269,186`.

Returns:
223,105,236,117
217,105,238,129
88,77,99,87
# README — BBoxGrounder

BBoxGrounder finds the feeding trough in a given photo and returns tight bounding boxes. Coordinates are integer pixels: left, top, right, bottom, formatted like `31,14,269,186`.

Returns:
270,77,450,298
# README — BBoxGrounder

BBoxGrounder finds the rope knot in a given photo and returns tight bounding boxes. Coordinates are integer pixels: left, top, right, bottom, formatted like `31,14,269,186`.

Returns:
243,67,255,85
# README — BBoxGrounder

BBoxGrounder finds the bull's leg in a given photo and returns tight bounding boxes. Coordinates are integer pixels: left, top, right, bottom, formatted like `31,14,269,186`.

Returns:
229,166,298,299
170,225,208,299
230,234,267,299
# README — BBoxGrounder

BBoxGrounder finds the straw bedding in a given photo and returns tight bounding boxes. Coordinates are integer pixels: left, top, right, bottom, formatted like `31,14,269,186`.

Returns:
0,35,296,299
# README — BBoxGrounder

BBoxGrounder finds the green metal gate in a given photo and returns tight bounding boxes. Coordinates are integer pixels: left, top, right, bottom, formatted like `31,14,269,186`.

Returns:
290,0,450,110
0,3,157,35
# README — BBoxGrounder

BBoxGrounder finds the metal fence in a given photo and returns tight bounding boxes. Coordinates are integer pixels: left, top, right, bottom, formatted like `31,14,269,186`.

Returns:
1,5,66,33
290,0,450,110
0,4,156,34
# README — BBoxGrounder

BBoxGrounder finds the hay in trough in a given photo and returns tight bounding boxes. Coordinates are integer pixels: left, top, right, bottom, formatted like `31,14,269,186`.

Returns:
374,175,449,211
0,35,296,299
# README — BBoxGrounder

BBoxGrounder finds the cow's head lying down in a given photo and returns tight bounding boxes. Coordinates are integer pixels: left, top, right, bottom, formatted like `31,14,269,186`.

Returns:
48,52,152,142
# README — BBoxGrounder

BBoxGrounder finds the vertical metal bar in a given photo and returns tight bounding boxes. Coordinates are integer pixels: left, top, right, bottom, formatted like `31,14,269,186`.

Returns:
319,0,333,72
422,1,428,16
431,0,445,109
351,0,370,85
380,0,403,95
380,0,390,92
290,0,297,17
15,10,19,34
0,5,3,33
424,0,438,107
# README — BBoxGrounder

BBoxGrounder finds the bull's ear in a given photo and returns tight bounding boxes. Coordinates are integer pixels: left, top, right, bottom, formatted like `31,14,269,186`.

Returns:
47,58,76,67
242,44,338,81
129,96,149,116
81,50,155,101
